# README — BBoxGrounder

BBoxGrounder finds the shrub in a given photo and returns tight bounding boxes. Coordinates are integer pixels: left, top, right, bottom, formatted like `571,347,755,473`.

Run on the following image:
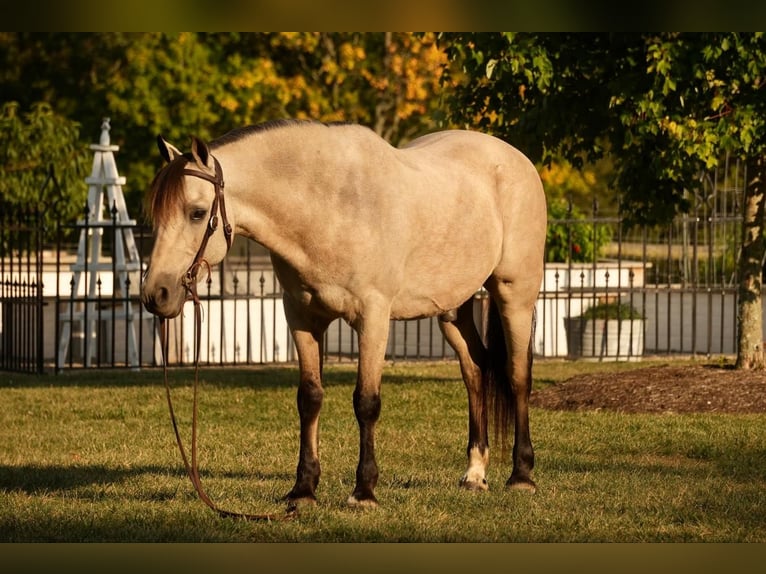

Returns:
546,198,613,263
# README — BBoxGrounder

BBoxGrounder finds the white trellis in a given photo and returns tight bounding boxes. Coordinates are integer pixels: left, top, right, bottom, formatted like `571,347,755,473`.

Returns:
57,118,141,367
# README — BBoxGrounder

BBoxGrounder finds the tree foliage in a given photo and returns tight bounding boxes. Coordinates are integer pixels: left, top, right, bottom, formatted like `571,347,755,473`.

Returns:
0,101,88,233
441,32,766,222
0,32,447,221
441,32,765,369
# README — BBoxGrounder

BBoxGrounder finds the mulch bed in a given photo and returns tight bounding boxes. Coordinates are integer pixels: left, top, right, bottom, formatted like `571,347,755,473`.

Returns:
530,364,766,414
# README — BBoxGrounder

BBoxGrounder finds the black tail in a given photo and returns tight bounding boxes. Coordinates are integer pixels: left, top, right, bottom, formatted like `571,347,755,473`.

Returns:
483,297,513,459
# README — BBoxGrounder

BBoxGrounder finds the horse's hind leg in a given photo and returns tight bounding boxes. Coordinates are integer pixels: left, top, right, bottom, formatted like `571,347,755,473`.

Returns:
439,299,489,491
486,277,537,492
282,295,330,508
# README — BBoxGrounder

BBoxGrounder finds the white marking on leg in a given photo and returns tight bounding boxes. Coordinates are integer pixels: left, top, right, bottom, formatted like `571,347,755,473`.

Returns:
346,494,379,509
460,445,489,490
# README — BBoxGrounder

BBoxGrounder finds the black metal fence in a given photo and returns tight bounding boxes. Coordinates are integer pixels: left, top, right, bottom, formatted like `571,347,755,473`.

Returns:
539,155,752,360
1,158,762,373
0,203,45,373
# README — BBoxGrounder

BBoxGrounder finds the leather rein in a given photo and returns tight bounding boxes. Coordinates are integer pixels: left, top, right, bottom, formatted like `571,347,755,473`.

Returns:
159,156,294,522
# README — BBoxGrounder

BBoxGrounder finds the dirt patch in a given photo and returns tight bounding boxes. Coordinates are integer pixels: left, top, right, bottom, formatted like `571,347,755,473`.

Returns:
530,364,766,414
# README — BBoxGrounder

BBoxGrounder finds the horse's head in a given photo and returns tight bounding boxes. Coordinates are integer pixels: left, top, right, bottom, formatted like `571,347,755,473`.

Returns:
141,136,234,319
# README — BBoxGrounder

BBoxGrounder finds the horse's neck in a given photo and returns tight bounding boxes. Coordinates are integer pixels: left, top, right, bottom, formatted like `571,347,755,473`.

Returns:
219,131,357,270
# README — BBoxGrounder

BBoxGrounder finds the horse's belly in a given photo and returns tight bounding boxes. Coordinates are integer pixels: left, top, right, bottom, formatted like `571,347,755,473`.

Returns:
390,277,487,320
389,234,498,320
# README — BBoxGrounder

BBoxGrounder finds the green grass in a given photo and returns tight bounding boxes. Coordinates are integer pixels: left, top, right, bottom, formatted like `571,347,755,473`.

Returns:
1,359,765,542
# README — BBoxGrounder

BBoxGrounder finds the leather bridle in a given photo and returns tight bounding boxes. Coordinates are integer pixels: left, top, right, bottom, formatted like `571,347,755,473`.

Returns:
179,156,232,304
159,154,294,521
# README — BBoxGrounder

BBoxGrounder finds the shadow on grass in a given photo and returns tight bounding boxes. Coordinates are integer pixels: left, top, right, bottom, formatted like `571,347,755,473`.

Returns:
0,462,291,496
1,361,463,390
0,462,296,542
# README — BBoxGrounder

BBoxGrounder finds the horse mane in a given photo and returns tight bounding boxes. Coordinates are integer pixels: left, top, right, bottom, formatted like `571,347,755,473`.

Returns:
146,156,190,227
210,118,356,149
147,119,351,226
210,119,313,149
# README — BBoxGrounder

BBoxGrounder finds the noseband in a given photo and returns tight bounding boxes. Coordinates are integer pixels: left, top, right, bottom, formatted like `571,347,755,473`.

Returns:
180,156,233,302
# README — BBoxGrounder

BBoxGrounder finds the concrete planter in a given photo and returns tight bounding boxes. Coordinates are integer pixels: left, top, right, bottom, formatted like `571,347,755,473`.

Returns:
565,317,644,361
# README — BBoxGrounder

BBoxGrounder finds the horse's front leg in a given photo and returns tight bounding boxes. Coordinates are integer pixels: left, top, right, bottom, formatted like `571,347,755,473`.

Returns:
283,296,329,507
347,302,391,508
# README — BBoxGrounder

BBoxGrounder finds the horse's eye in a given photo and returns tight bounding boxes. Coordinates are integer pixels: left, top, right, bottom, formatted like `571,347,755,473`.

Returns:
190,208,207,222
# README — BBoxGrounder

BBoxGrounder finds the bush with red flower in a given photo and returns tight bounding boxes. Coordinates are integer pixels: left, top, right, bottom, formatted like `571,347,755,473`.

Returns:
546,198,613,263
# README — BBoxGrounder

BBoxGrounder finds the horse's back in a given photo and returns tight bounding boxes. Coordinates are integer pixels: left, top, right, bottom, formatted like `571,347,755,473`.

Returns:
402,130,545,216
383,130,546,317
403,129,535,171
402,129,547,261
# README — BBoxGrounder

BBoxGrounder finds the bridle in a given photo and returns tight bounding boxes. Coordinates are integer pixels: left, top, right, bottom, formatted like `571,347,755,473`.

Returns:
180,156,232,305
159,154,294,521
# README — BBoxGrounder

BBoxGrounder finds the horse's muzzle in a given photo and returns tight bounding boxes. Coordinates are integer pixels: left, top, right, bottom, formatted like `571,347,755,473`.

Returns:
141,275,185,319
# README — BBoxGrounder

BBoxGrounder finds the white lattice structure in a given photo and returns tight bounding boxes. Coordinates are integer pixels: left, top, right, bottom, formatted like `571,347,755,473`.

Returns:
57,118,141,367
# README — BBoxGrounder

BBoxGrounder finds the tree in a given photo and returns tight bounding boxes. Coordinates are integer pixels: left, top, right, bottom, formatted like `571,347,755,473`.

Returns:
0,101,88,237
441,32,765,369
207,32,447,145
0,33,447,221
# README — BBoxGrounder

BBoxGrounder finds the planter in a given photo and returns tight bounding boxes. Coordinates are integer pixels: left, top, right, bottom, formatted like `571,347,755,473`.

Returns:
565,317,644,361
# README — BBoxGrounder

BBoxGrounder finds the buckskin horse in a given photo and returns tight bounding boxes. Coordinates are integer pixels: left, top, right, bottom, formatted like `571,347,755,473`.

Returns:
141,119,547,509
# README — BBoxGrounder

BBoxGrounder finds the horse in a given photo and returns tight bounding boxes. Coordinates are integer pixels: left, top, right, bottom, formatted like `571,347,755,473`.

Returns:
141,119,547,509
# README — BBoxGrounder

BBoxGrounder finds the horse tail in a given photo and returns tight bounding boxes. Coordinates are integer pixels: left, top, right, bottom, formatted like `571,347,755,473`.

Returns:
483,297,512,458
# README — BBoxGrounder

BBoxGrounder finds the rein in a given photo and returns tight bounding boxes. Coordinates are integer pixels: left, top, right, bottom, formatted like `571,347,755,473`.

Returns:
160,156,294,522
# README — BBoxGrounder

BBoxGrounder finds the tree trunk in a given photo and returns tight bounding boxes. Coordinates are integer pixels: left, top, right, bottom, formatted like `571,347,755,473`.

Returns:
735,156,766,369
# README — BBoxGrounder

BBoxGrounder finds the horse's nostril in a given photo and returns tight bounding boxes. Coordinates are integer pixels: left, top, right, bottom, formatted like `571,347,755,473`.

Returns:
142,294,157,313
142,286,168,314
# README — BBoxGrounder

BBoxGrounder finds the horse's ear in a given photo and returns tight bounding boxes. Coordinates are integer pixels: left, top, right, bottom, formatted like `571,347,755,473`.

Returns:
190,136,212,169
157,135,182,163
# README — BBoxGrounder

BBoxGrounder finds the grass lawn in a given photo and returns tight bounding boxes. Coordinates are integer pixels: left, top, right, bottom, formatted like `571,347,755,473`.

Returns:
1,359,765,543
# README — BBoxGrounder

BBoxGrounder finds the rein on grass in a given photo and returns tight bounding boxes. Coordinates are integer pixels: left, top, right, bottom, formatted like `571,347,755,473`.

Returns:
159,159,295,522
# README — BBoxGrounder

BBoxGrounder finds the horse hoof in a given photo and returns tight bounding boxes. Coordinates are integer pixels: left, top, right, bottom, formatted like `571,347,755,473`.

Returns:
346,494,379,509
283,489,317,508
459,477,489,492
285,496,317,512
506,477,537,493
